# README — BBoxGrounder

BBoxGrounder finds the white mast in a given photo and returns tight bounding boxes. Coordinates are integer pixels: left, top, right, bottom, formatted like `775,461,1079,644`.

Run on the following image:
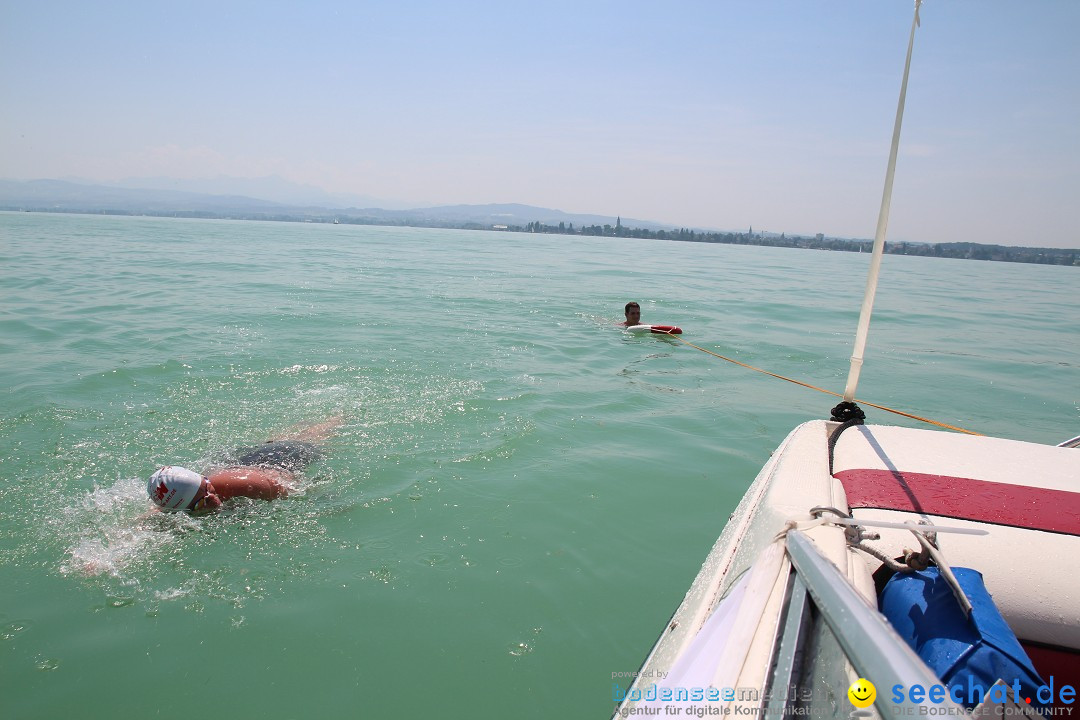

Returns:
843,0,923,403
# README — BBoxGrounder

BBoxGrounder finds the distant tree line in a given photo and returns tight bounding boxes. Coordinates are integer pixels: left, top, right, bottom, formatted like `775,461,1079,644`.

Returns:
515,217,1078,266
11,206,1075,266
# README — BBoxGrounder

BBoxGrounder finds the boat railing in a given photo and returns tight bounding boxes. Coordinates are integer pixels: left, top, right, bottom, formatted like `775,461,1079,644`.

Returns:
765,530,965,719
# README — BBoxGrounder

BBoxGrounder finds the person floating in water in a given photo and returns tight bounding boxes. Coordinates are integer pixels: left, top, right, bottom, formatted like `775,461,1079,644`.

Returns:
147,416,343,515
618,301,683,334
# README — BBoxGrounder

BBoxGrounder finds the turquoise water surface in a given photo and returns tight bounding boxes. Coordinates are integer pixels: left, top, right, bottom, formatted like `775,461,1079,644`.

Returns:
1,212,1077,718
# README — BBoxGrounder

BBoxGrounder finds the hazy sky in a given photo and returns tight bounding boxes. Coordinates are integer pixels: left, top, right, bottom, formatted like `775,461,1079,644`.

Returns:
2,1,1078,248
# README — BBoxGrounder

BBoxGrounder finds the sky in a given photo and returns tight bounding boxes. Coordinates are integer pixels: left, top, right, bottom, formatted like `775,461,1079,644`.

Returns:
2,1,1078,248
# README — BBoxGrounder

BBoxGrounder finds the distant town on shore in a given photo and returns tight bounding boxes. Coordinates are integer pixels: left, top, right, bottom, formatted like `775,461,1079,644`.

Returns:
1,179,1075,266
511,218,1078,266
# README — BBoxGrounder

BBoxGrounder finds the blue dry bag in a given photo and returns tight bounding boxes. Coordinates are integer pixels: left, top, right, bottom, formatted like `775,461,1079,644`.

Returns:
879,567,1046,710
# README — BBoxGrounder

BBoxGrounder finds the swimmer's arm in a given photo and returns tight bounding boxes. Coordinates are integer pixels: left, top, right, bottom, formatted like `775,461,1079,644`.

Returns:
207,467,290,501
135,506,162,524
266,415,345,444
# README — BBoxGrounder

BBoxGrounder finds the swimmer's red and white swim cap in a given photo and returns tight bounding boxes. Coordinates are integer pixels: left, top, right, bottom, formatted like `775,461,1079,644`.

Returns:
148,466,204,510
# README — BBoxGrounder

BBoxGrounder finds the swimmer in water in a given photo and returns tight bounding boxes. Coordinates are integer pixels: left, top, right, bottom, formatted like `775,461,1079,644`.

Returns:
621,301,641,326
147,416,343,515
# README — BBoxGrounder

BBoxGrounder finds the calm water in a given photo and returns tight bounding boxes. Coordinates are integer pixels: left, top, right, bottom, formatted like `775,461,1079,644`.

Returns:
1,212,1077,718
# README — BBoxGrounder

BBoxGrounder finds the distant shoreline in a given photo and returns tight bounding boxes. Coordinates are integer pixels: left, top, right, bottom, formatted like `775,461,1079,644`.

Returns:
4,206,1076,267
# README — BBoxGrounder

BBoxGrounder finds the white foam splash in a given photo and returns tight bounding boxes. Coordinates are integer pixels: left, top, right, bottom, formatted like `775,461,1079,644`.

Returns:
59,477,180,578
62,524,172,578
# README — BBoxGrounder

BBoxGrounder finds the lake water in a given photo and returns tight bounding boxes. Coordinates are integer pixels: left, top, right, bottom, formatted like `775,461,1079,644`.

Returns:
1,211,1077,718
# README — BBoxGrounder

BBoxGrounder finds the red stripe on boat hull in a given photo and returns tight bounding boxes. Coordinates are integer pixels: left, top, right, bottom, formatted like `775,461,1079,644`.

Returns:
834,469,1080,537
1021,643,1080,689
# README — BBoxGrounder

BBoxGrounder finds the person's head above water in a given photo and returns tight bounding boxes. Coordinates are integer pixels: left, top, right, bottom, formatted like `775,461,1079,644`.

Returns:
624,301,641,325
147,466,222,514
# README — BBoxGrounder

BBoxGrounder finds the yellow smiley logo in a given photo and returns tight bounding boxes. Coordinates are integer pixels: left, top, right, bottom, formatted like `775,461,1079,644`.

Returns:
848,678,877,708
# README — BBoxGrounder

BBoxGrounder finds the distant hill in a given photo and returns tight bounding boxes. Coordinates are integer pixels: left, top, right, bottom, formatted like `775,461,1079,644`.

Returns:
107,175,408,210
0,179,283,214
0,179,670,231
4,178,1073,266
341,202,671,231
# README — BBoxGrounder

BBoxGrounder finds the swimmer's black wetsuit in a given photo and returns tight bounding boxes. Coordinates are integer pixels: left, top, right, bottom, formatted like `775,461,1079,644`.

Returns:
233,441,323,472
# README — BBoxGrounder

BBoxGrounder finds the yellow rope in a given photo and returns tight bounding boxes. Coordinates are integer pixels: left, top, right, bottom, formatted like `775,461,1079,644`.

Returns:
658,331,983,436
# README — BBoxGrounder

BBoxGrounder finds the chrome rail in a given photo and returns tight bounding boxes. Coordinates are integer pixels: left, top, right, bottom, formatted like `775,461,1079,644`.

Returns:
781,530,964,716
